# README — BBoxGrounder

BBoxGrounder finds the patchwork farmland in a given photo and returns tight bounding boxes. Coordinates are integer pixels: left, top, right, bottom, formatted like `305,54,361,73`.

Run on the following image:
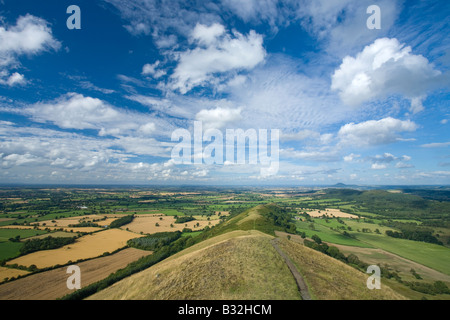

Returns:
0,187,449,301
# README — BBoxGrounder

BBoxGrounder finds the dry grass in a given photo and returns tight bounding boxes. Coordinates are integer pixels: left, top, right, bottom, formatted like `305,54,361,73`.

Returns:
0,225,102,233
304,208,358,219
88,230,300,300
0,267,29,281
31,214,123,228
278,239,406,300
122,214,220,234
236,205,264,225
0,248,151,300
6,229,143,269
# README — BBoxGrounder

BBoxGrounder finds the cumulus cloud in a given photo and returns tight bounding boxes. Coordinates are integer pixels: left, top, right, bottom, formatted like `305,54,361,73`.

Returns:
0,14,60,85
0,71,26,86
171,23,266,93
195,107,242,130
142,60,166,78
331,38,442,112
371,163,387,170
17,93,166,139
338,117,417,147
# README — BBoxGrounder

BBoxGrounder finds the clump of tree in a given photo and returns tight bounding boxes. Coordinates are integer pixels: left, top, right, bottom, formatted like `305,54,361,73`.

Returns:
175,216,195,224
20,236,76,255
127,231,182,251
404,281,450,295
384,221,442,245
68,221,100,228
303,235,346,262
109,215,134,228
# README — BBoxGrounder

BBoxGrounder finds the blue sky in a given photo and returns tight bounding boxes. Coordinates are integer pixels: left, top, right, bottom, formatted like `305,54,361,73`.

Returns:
0,0,449,185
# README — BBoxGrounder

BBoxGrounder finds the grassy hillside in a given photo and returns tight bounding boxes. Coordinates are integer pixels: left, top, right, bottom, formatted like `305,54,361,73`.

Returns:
88,204,406,300
88,230,301,300
277,238,405,300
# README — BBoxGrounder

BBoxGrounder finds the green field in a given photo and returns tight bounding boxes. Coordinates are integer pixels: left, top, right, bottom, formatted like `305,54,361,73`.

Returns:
0,229,49,242
295,219,373,248
0,241,23,261
352,232,450,276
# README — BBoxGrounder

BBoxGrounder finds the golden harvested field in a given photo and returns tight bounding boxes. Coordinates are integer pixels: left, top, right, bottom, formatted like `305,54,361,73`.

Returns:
0,267,29,281
31,215,121,228
0,225,103,233
305,208,358,219
24,231,79,240
122,214,220,234
0,248,151,300
6,229,143,269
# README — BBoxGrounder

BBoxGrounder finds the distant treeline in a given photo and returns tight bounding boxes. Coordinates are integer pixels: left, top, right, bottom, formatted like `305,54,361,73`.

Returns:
382,221,443,245
20,236,76,255
127,231,182,251
109,215,134,228
320,189,450,221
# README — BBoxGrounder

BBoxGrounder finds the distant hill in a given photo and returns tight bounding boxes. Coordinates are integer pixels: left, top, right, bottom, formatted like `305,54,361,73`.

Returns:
88,205,405,300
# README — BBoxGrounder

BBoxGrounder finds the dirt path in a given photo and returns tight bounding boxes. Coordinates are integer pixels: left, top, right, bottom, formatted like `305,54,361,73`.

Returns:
271,238,312,300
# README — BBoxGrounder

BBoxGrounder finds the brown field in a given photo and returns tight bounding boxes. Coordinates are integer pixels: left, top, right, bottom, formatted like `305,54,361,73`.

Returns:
31,215,121,228
304,208,359,219
0,267,29,281
122,214,221,234
215,211,230,216
0,225,103,233
24,231,79,241
0,218,15,222
0,248,151,300
6,229,143,269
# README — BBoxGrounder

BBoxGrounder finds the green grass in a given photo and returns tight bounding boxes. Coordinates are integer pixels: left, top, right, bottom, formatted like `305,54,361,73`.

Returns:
0,229,49,242
354,232,450,276
157,209,184,216
0,241,23,261
295,220,372,248
182,231,203,238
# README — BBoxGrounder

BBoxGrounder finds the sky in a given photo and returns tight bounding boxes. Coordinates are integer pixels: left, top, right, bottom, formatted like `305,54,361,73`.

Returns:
0,0,449,185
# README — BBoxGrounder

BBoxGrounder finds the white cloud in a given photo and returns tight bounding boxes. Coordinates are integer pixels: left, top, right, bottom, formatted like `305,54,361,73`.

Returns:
331,38,442,110
195,107,242,130
0,72,26,86
0,14,60,60
338,117,417,147
18,93,167,139
142,60,166,78
343,153,360,162
171,23,266,93
421,142,450,148
371,163,387,170
0,14,60,84
26,93,122,130
297,0,400,56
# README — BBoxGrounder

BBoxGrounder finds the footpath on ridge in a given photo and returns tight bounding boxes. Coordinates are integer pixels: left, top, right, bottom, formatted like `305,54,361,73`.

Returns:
271,238,312,301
